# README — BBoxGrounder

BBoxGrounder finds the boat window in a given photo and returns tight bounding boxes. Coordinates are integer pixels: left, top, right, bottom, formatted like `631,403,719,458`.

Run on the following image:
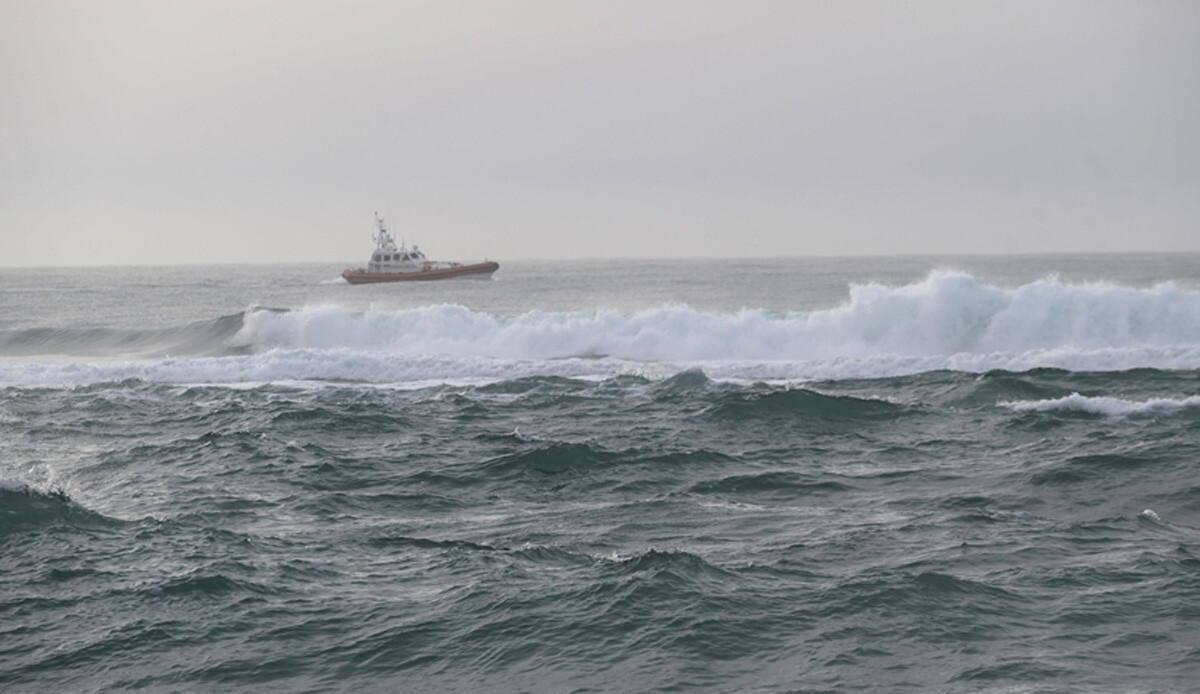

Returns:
373,254,381,261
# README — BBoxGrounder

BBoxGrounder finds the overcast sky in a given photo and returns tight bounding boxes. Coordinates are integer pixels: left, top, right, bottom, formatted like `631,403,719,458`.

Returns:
2,1,1197,266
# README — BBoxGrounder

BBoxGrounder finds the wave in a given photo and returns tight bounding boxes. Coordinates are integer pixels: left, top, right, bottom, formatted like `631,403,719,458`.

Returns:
226,272,1200,376
0,482,117,534
705,388,909,423
689,471,854,497
929,369,1077,408
0,310,255,358
4,272,1200,386
1001,393,1200,417
602,548,738,585
237,272,1200,359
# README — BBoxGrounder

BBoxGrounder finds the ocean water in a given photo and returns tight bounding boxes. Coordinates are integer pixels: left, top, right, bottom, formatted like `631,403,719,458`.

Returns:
3,255,1200,693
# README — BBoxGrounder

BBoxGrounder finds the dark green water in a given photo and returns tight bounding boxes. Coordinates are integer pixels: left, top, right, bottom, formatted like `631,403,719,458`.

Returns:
3,257,1200,692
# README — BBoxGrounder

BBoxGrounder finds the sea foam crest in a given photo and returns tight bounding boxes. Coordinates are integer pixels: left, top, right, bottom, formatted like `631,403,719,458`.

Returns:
4,272,1200,386
239,272,1200,362
236,271,1200,367
1001,393,1200,417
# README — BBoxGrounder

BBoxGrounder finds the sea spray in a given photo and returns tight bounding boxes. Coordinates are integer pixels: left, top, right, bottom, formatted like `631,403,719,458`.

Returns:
6,272,1200,387
241,272,1200,360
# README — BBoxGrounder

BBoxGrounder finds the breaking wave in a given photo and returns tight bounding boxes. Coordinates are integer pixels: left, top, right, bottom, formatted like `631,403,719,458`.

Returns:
1001,393,1200,417
237,272,1200,359
4,272,1200,386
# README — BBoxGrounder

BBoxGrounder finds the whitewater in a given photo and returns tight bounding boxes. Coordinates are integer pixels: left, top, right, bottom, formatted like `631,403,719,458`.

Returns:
4,255,1200,693
4,268,1200,387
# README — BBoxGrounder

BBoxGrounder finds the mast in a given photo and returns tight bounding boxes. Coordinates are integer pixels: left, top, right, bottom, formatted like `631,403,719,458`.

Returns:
372,212,397,252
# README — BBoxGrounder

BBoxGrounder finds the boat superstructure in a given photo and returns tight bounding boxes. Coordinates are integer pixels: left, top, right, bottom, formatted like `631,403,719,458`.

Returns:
342,214,498,284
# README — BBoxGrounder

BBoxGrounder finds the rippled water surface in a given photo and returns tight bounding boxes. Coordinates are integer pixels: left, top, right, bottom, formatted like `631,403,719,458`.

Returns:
3,255,1200,692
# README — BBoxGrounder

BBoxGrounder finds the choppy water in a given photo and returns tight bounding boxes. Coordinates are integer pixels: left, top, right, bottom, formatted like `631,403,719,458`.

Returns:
3,255,1200,692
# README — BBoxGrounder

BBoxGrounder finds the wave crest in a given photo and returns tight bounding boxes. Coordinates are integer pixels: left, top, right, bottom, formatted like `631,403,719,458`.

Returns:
1001,393,1200,417
5,272,1200,386
0,482,116,534
238,272,1200,364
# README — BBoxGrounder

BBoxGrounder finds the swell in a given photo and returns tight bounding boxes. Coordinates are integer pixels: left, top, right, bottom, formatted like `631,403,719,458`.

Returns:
6,365,1200,693
0,310,261,358
704,387,912,424
927,368,1077,408
0,483,119,535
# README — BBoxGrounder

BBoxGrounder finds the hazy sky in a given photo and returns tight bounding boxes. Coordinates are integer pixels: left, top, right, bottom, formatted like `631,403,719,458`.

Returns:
2,1,1198,266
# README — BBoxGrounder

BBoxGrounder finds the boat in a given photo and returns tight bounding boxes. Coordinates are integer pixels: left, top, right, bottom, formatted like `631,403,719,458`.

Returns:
341,214,498,284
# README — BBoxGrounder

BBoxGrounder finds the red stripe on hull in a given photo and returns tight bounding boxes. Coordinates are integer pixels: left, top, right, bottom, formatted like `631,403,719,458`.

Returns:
341,261,499,284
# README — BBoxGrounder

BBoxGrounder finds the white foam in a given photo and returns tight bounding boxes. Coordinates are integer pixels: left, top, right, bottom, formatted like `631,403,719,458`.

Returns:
261,273,1200,358
0,478,29,492
4,272,1200,386
1001,393,1200,417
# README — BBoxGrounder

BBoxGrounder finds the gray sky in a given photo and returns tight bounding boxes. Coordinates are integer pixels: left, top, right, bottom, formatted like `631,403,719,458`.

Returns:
2,1,1198,266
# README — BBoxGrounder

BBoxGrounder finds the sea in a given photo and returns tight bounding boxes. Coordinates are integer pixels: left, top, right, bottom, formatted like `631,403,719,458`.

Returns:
3,254,1200,693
